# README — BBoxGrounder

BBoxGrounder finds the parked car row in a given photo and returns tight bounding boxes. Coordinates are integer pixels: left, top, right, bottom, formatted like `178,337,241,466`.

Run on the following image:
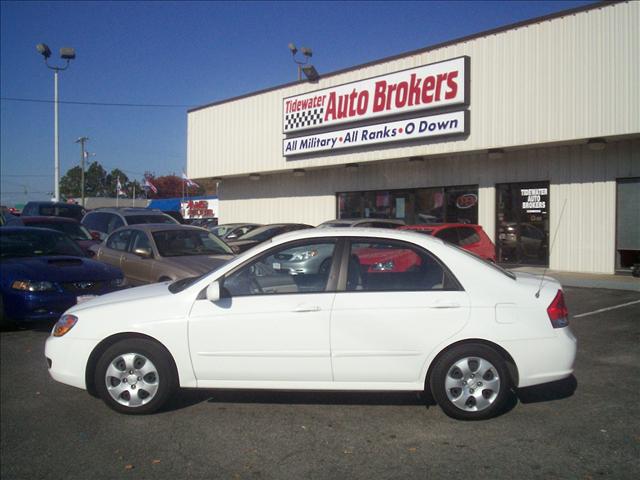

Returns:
1,202,499,328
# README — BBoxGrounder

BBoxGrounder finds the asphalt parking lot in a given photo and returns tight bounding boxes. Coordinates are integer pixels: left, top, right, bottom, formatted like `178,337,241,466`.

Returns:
1,287,639,480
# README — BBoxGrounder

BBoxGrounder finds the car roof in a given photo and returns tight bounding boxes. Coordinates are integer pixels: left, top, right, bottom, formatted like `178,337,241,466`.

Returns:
112,224,209,233
320,218,405,225
401,223,482,230
25,201,83,208
18,216,79,224
269,226,445,246
89,207,166,214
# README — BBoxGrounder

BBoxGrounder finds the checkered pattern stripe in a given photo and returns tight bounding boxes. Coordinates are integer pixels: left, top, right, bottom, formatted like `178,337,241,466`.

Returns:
284,108,324,131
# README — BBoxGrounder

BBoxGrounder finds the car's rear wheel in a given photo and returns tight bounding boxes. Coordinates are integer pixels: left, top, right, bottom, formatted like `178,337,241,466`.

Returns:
430,344,512,420
95,339,176,414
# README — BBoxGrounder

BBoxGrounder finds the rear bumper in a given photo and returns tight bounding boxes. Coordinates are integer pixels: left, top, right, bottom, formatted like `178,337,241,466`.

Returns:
506,327,577,388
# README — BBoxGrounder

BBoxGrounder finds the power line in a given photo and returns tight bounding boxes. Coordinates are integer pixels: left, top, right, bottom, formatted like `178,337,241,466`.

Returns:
0,97,195,108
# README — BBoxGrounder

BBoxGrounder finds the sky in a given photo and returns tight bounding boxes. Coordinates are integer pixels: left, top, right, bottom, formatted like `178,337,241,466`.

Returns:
0,0,597,206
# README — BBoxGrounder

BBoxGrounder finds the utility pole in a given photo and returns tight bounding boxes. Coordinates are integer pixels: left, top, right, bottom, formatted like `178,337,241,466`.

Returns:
75,136,89,207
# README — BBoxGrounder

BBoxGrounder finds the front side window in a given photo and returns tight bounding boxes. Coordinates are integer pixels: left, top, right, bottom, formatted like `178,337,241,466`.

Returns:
106,229,133,251
223,241,336,297
347,240,458,292
130,231,152,252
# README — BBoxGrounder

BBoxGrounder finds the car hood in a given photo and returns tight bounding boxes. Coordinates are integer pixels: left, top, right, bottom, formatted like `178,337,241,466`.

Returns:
68,281,171,313
0,256,122,283
159,255,233,276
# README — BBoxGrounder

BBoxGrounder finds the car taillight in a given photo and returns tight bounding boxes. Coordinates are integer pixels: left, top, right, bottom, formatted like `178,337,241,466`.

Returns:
547,290,569,328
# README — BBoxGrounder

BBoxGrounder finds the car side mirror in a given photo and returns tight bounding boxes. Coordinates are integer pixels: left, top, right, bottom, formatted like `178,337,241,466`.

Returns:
206,281,220,302
226,233,238,240
133,247,153,258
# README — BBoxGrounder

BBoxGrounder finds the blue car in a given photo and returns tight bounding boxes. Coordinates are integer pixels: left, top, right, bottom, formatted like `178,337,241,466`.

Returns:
0,227,126,327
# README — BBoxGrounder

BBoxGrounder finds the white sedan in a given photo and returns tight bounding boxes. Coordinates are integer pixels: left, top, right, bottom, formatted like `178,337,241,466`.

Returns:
45,228,576,420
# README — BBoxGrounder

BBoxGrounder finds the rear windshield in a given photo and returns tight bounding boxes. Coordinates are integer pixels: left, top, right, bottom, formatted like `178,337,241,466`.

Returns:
37,205,84,220
320,223,350,228
126,215,177,225
447,242,515,280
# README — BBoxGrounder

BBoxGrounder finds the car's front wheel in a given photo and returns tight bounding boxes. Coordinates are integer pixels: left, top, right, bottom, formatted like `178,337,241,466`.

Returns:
95,339,176,414
430,344,512,420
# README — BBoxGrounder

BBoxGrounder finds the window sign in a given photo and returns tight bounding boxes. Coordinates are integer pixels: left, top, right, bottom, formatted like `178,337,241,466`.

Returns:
520,188,548,213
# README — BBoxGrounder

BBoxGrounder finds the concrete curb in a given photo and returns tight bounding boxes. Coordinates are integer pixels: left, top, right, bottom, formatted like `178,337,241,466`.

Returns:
510,267,640,292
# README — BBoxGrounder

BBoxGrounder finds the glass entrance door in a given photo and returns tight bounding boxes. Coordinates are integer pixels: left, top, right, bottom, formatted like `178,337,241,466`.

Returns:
496,182,550,266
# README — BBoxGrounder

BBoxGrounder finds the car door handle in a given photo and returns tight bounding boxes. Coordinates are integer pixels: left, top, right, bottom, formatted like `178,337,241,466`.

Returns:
432,302,460,309
292,306,321,313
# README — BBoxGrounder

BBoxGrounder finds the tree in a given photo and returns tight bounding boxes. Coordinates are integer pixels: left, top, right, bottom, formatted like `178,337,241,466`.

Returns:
145,174,205,199
59,166,82,197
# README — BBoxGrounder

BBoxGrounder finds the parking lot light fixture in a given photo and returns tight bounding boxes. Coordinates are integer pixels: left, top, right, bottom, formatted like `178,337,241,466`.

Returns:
36,43,76,202
289,43,315,81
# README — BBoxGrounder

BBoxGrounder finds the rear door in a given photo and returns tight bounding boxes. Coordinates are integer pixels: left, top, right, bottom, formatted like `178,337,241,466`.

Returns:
330,237,470,386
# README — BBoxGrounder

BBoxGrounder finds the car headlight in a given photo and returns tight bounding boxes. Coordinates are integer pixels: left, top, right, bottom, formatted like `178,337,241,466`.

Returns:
110,277,127,287
290,249,318,262
52,314,78,337
11,280,57,292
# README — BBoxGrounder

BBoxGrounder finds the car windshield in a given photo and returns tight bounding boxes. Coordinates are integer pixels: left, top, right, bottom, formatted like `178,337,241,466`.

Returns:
29,222,92,241
211,225,234,237
319,222,351,228
0,229,85,259
237,226,284,242
152,229,233,257
126,215,177,225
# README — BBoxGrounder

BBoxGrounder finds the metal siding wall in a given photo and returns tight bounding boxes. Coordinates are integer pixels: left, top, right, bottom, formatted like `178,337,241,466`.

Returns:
218,139,639,274
188,2,639,179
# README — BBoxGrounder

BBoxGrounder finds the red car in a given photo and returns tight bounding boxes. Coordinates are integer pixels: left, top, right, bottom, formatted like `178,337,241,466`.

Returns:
399,224,496,261
5,216,101,256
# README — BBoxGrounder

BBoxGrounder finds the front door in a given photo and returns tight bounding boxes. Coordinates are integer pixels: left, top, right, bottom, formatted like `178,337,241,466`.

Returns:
188,239,338,385
496,182,550,266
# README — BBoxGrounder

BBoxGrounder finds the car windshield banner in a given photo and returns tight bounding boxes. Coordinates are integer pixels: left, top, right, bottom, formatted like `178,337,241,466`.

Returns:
284,110,466,156
283,56,468,134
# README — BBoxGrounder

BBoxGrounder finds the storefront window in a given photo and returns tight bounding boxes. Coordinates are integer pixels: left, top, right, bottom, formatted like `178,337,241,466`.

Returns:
338,185,478,224
496,181,549,266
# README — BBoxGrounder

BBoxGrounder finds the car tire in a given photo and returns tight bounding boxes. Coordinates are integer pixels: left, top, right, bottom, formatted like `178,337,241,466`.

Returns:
430,344,512,420
95,338,176,415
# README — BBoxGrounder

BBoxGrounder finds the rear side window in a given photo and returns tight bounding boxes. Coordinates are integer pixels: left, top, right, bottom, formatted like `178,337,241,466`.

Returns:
83,212,109,233
106,229,133,251
346,239,459,292
435,228,459,244
106,215,125,233
457,227,481,246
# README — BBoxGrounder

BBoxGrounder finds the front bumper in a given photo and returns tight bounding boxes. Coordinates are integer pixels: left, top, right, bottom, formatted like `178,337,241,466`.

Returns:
45,335,97,390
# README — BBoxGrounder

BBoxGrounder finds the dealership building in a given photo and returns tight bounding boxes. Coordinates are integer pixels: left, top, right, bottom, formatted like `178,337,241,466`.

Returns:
187,1,639,275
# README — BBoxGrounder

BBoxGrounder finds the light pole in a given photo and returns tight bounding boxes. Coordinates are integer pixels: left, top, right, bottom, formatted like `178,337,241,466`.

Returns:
75,137,89,207
36,43,76,203
288,43,313,81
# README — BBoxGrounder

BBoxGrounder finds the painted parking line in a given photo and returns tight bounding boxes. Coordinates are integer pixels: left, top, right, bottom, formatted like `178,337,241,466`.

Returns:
573,300,640,318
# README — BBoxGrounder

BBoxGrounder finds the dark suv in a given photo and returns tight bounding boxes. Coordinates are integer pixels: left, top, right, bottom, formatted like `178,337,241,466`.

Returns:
82,207,178,240
21,201,86,221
